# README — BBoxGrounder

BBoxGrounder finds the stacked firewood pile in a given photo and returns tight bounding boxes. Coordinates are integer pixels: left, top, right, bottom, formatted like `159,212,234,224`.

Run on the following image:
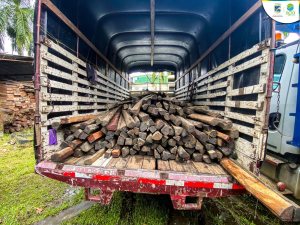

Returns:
1,81,35,133
52,95,238,165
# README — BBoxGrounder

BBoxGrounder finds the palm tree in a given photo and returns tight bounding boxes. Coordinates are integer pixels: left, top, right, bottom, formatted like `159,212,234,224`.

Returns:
0,0,34,55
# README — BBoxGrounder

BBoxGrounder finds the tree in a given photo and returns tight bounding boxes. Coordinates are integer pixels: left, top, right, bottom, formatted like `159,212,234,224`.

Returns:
0,0,34,55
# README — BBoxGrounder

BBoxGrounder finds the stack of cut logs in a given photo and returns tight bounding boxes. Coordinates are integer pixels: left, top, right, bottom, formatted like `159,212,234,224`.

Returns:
51,95,238,165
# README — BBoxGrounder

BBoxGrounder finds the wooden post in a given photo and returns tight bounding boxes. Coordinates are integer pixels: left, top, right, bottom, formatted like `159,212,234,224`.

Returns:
220,158,296,221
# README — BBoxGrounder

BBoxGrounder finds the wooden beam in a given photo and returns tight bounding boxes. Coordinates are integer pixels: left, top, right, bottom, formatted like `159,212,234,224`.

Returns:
220,158,296,221
150,0,155,66
41,0,131,84
175,0,262,83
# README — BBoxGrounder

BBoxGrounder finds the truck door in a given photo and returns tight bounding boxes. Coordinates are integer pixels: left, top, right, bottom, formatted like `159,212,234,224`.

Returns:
267,42,300,155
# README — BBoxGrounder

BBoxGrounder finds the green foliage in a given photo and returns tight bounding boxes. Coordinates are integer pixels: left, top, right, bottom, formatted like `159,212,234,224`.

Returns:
151,72,156,87
0,0,34,55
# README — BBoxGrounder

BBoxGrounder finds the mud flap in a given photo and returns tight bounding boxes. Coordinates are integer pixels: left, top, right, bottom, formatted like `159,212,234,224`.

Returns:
171,195,203,210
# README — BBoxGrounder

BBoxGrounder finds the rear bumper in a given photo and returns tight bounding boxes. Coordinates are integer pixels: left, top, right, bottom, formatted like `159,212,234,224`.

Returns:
36,161,247,210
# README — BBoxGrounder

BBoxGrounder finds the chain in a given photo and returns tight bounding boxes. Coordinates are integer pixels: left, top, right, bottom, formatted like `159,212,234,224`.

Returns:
47,79,54,115
273,82,282,135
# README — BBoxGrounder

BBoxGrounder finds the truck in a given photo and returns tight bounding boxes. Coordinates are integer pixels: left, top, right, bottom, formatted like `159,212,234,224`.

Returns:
32,0,300,221
261,25,300,199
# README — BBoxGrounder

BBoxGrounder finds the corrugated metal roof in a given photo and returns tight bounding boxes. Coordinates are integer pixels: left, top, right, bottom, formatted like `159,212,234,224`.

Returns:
0,54,34,81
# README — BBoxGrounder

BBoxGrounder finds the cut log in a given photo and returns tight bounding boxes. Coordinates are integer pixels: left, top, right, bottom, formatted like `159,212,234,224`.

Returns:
157,145,165,154
106,100,132,110
203,154,211,164
217,131,234,144
205,143,215,151
207,150,217,159
138,112,150,122
74,148,84,158
170,114,182,126
80,118,96,130
175,106,184,116
215,150,223,162
79,132,89,140
84,149,106,165
207,137,217,145
168,139,176,147
192,129,208,144
142,103,150,111
162,151,171,161
51,147,74,162
101,106,121,126
95,139,107,151
74,129,83,139
183,107,194,115
164,113,170,121
139,132,147,140
105,149,113,158
88,131,105,143
177,116,195,133
84,124,99,135
68,140,83,150
106,139,116,149
61,114,99,125
204,130,217,138
60,141,70,150
154,150,161,159
163,101,169,110
223,129,239,139
220,158,296,221
121,147,130,157
131,95,152,115
188,114,219,126
130,148,138,156
81,142,95,152
177,146,189,159
107,110,121,131
185,119,202,129
133,115,140,127
70,123,81,133
148,106,159,116
217,138,227,147
122,110,136,129
111,149,120,158
125,138,133,145
146,133,153,143
193,153,203,162
216,118,233,130
217,146,232,156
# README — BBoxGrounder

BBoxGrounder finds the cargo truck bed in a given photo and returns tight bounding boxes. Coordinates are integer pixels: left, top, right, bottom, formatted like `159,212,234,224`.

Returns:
60,155,229,175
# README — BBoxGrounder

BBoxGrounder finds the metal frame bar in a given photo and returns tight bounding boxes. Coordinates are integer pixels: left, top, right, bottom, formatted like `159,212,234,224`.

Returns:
175,0,262,83
150,0,155,66
40,0,131,84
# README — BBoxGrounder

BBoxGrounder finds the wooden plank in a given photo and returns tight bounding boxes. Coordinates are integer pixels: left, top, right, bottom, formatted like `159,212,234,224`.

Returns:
192,162,214,174
193,100,264,110
126,155,144,169
41,93,116,102
91,155,107,166
235,137,258,160
227,84,266,97
182,162,198,173
41,0,131,84
41,65,129,96
61,115,100,124
42,105,106,113
157,160,170,171
106,157,120,168
84,149,106,165
233,124,261,138
114,156,130,169
169,160,185,172
194,91,226,100
40,73,124,98
62,157,82,165
75,155,91,165
142,156,156,170
101,156,113,167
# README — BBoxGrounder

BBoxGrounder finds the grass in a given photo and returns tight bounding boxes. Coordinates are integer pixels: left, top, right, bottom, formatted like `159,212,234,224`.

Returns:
0,130,85,225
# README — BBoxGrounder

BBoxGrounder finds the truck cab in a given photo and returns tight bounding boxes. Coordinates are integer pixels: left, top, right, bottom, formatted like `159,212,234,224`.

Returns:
262,39,300,199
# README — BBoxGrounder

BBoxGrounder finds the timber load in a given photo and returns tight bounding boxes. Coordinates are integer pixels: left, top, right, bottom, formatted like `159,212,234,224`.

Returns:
51,95,239,165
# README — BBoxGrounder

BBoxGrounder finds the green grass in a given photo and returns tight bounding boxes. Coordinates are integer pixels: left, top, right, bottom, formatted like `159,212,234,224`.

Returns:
0,130,85,225
62,192,172,225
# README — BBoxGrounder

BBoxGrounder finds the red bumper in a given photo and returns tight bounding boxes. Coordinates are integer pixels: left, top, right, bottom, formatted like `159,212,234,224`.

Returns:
36,161,247,210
